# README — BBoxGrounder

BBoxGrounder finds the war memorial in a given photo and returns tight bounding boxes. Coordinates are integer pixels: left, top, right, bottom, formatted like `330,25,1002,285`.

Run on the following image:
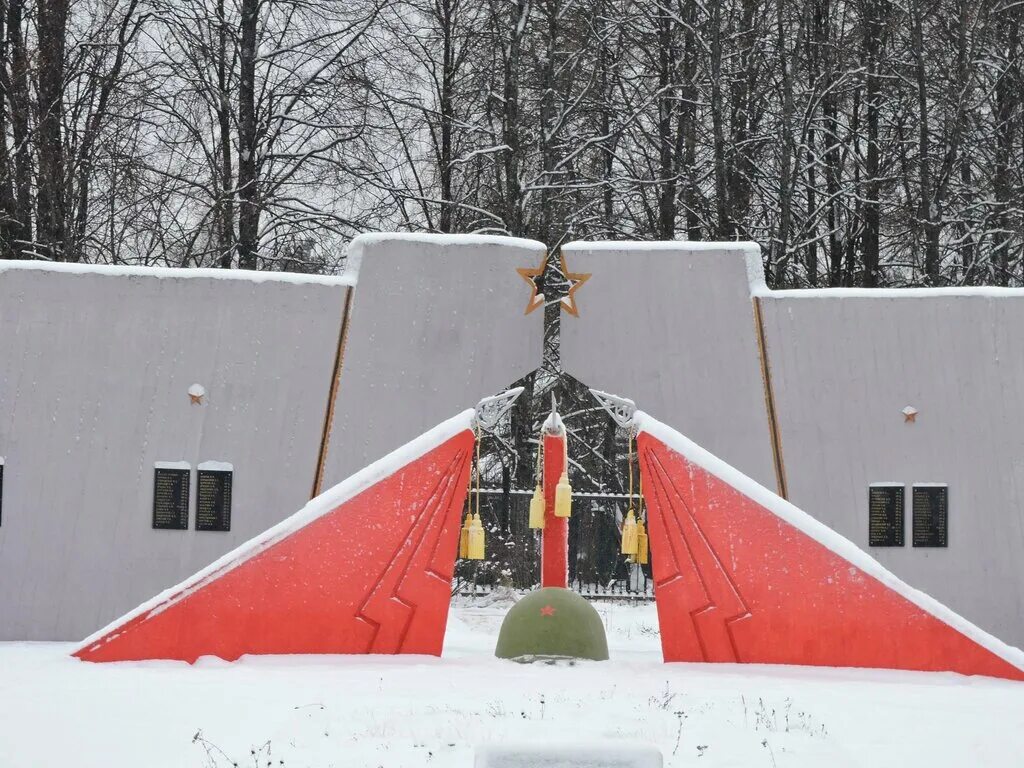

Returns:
2,234,1024,764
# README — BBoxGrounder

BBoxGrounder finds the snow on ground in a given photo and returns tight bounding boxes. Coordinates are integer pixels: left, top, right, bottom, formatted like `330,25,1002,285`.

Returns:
2,595,1023,767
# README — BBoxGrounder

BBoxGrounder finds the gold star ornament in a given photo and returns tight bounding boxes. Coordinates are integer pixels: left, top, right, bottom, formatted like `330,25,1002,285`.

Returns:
516,259,546,314
559,253,591,317
516,252,591,317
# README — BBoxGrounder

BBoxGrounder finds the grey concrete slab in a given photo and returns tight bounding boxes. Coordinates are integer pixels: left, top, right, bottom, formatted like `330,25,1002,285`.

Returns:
559,241,777,491
0,265,348,640
5,235,1024,655
760,291,1024,646
323,234,545,483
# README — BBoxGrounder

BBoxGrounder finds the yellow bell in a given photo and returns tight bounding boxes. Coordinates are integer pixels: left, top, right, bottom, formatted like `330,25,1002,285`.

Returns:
528,484,546,529
636,519,649,564
467,514,485,560
621,508,639,555
554,471,572,518
459,514,471,559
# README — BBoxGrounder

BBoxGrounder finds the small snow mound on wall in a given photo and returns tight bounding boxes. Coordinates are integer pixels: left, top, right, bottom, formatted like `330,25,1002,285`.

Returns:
635,411,1024,681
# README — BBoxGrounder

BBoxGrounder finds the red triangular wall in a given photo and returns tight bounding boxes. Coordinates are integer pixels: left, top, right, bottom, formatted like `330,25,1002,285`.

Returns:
638,429,1024,680
75,428,474,663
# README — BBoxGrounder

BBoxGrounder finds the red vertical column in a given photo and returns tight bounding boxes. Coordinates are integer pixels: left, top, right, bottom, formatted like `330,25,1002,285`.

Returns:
541,428,568,588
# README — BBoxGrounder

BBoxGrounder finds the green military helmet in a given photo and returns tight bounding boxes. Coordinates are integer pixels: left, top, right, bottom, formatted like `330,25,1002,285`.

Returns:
494,587,609,662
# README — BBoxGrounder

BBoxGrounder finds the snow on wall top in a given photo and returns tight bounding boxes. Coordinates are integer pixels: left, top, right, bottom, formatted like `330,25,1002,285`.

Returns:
562,240,767,294
757,285,1024,299
197,461,233,472
0,259,355,287
18,238,1021,300
634,410,1024,673
345,232,547,280
75,409,475,654
13,239,1023,299
562,239,760,253
563,239,1024,299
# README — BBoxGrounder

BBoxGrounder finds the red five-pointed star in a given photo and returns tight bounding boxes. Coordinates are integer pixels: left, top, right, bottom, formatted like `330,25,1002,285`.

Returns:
540,605,556,617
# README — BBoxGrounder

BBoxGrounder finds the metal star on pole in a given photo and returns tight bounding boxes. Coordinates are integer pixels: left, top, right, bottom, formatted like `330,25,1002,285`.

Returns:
558,253,591,317
516,259,546,315
516,252,590,317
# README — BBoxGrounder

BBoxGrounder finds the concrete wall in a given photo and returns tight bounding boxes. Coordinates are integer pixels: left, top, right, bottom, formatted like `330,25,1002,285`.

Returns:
760,290,1024,645
0,264,348,640
323,234,545,483
4,235,1024,650
0,234,546,641
560,239,1024,647
559,242,777,490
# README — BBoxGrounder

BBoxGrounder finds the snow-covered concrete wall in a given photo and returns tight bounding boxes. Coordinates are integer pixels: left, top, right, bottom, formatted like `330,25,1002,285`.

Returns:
0,263,349,640
759,290,1024,647
322,234,545,482
558,241,777,491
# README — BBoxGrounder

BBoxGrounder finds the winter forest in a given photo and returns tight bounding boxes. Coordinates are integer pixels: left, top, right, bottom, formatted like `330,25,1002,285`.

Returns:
0,0,1021,287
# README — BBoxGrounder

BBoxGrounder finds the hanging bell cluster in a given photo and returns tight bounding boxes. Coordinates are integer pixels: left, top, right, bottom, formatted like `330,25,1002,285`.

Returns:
460,512,486,560
636,518,649,564
460,425,486,560
460,514,487,561
621,432,648,564
620,508,649,563
553,415,572,518
554,469,572,518
467,513,485,559
528,484,546,529
621,508,639,555
528,435,546,529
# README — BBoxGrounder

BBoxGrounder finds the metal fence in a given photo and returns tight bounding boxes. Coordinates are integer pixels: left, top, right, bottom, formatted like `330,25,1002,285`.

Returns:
452,580,654,600
452,487,653,597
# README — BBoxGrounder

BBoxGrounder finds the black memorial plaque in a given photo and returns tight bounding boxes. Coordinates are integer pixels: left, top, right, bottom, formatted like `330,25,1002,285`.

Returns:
196,469,232,532
868,484,904,547
153,467,190,530
913,485,948,547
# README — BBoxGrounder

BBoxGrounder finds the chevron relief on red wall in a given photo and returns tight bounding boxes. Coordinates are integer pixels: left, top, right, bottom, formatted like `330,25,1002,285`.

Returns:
637,424,1024,681
75,424,474,663
641,445,752,663
354,446,472,654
